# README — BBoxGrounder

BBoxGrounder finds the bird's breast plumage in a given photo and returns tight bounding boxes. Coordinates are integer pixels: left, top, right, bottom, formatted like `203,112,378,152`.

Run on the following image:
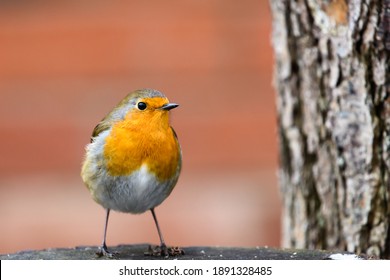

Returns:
103,116,181,182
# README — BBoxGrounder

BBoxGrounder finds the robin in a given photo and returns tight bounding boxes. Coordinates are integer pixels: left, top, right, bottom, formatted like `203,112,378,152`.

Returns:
81,89,182,257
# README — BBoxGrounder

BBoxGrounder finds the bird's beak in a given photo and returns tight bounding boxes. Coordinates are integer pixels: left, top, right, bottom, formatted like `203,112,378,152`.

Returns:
160,103,179,111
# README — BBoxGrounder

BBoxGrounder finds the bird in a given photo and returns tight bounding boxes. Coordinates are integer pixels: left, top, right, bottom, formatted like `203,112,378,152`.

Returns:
81,89,182,257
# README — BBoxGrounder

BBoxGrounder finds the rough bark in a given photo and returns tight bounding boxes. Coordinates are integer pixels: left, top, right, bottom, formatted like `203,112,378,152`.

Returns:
270,0,390,258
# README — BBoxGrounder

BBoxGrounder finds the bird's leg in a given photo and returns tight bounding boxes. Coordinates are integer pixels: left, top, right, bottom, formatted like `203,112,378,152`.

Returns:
145,208,184,257
96,208,115,258
150,208,168,256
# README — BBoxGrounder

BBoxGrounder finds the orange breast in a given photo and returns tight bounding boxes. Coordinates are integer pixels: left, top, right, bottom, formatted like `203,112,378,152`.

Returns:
103,109,180,181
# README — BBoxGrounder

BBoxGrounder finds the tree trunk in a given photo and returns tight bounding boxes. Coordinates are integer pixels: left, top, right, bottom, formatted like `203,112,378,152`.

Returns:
270,0,390,258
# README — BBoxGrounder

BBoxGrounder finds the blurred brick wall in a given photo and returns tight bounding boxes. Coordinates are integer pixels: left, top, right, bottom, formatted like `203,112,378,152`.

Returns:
0,0,281,254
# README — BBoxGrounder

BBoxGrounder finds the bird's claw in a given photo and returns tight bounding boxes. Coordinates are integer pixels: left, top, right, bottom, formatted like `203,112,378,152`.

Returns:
144,244,185,257
96,245,116,258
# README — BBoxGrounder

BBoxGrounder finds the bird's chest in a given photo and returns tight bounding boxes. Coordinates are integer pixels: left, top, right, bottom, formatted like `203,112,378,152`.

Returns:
103,125,180,181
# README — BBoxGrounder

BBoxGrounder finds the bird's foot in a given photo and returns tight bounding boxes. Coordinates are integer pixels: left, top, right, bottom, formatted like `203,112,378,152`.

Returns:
144,244,185,257
168,246,185,256
96,244,116,258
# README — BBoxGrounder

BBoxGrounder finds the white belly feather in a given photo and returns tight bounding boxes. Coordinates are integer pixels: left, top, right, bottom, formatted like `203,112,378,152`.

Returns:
82,129,176,214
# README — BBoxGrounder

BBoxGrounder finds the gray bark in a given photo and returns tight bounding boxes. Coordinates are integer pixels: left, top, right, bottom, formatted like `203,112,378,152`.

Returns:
270,0,390,258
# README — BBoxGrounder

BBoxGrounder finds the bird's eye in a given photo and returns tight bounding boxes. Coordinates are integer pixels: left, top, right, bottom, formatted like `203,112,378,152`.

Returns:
137,102,147,110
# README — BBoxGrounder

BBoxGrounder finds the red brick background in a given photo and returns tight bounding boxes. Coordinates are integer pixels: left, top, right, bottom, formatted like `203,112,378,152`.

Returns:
0,0,281,254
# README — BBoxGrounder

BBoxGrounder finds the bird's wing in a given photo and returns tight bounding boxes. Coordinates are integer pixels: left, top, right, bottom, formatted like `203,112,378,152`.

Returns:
90,117,112,142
